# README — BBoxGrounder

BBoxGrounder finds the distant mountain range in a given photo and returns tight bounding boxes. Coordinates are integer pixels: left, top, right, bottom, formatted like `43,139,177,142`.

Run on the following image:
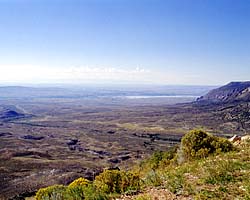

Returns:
197,81,250,103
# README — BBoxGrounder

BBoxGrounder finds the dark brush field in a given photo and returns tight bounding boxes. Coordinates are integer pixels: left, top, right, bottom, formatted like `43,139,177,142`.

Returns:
1,85,249,199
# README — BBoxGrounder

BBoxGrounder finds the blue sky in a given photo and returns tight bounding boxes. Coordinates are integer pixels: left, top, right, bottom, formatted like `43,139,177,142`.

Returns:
0,0,249,85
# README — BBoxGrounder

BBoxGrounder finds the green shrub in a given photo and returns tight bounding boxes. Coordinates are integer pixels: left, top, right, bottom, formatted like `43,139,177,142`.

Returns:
65,178,91,200
179,130,233,161
36,183,108,200
164,171,185,194
212,137,234,153
65,185,85,200
142,170,162,187
94,169,140,194
35,185,67,200
66,185,108,200
149,151,164,169
68,177,90,187
139,146,178,173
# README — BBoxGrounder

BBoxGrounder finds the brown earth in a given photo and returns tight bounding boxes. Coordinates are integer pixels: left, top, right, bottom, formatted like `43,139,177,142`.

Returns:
0,94,249,199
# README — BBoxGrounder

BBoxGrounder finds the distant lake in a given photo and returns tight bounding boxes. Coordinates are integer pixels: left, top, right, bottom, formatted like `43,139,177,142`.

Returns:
122,95,199,99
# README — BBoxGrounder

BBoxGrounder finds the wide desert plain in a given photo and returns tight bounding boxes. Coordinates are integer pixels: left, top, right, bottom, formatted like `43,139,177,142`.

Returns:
1,85,248,199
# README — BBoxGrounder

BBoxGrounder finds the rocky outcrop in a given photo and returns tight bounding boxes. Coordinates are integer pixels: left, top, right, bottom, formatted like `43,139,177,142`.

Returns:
229,134,250,145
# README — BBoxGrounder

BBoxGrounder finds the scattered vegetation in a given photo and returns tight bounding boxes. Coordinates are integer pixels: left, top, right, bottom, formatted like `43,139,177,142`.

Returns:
35,129,250,200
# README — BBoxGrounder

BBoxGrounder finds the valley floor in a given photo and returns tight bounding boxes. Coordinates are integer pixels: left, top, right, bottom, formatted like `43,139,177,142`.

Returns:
0,97,249,199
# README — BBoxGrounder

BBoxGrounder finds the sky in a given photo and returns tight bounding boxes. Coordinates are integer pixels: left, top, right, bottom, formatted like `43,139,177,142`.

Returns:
0,0,250,85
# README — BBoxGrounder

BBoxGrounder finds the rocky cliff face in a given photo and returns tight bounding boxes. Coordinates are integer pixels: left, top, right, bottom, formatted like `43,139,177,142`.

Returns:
197,82,250,103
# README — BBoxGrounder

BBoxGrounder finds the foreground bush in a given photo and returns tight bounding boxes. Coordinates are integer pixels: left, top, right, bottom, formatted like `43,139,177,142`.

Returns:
94,169,140,194
180,130,234,161
35,183,108,200
35,185,66,200
68,177,90,187
36,170,139,199
66,185,108,200
148,148,177,170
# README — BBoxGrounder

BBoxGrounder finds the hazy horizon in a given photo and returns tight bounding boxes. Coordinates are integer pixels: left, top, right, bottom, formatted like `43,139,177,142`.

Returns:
0,0,249,85
0,81,222,88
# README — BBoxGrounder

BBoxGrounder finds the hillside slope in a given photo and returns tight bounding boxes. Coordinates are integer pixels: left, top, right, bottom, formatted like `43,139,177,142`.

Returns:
33,130,250,200
197,81,250,103
120,141,250,200
194,81,250,134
